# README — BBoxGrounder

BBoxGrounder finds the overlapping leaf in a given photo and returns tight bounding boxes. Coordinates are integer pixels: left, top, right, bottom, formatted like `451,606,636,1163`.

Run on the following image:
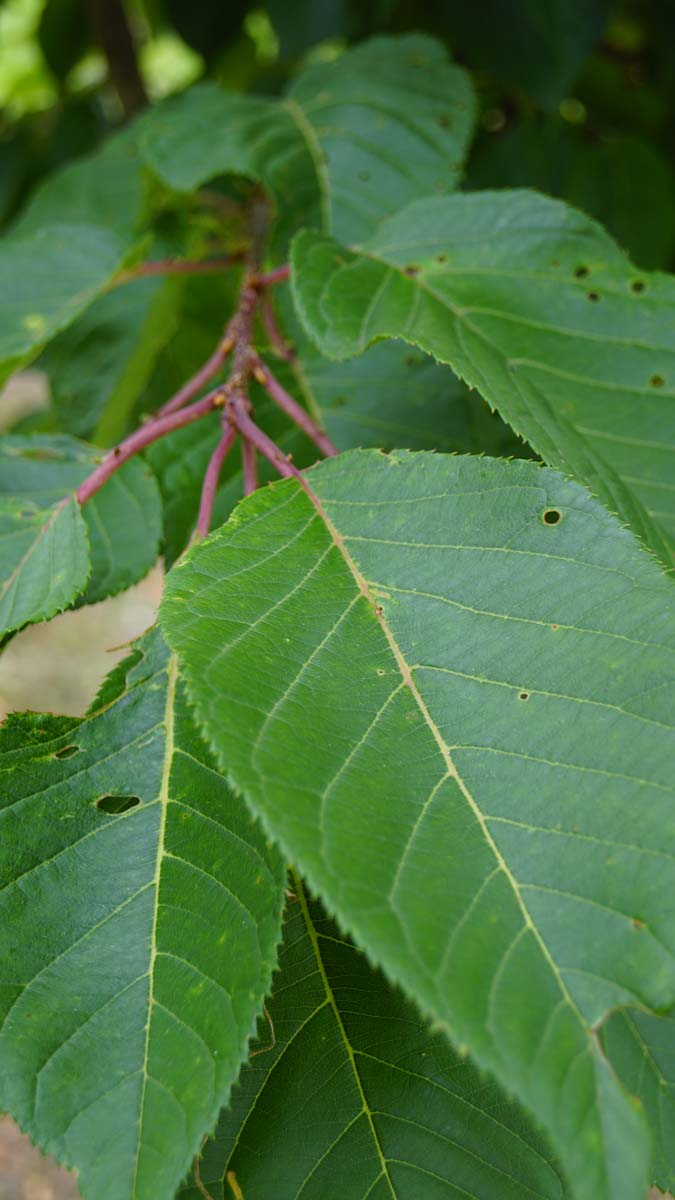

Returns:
182,884,567,1200
0,435,162,606
0,495,89,637
40,276,183,442
162,449,675,1200
0,628,286,1200
135,35,475,246
603,1010,675,1193
291,190,675,563
0,223,127,391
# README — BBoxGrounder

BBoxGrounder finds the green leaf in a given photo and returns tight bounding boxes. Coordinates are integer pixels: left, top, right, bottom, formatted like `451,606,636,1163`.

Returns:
0,628,286,1200
40,276,184,441
135,84,322,250
0,494,89,637
182,881,567,1200
291,191,675,563
0,435,162,604
12,127,148,241
0,223,128,391
135,35,475,245
275,287,529,458
162,449,675,1200
285,34,476,242
602,1010,675,1193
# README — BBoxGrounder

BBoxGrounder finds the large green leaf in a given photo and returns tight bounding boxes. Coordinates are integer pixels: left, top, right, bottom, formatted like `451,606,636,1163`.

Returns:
0,629,286,1200
291,190,675,563
0,435,162,604
0,223,127,391
602,1010,675,1193
136,35,475,246
162,449,675,1200
182,882,567,1200
0,495,89,637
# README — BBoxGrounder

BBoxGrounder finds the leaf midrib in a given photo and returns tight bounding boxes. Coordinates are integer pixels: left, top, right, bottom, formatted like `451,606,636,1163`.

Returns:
129,651,177,1197
295,471,586,1027
293,871,397,1200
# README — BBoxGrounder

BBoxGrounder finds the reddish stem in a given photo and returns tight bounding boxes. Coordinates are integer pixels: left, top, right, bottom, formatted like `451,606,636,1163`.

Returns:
241,437,259,496
253,358,337,458
254,264,290,288
157,329,234,418
230,399,299,481
195,426,238,538
76,388,224,505
260,292,295,362
111,252,244,289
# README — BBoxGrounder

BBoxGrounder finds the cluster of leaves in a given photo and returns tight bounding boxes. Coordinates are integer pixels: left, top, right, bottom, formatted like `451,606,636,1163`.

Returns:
0,22,673,1200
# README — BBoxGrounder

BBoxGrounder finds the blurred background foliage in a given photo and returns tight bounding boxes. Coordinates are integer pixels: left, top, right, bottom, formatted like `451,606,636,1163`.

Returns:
1,0,674,270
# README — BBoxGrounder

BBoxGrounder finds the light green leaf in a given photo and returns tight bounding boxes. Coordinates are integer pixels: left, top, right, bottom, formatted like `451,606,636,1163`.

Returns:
0,628,286,1200
291,190,675,563
136,35,475,246
182,882,567,1200
0,435,162,604
0,223,127,391
0,494,89,637
602,1010,675,1193
162,449,675,1200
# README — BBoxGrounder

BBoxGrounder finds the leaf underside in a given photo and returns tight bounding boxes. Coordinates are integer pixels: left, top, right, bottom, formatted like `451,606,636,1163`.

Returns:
0,629,286,1200
291,190,675,564
162,449,675,1200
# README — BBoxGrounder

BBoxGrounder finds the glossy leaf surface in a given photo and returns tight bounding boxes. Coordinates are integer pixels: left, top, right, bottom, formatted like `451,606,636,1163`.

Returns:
0,630,286,1200
162,449,675,1200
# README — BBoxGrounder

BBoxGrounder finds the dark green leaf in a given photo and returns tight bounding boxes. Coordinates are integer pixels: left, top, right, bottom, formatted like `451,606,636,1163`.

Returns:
0,435,162,604
162,449,675,1200
0,629,286,1200
291,191,675,563
182,882,568,1200
38,0,90,81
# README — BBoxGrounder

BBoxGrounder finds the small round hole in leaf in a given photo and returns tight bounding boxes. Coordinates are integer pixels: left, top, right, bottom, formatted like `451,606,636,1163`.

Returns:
436,254,447,263
574,266,589,279
542,508,562,525
649,373,665,388
96,794,141,815
587,291,600,302
404,265,420,277
631,280,646,294
519,692,529,701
